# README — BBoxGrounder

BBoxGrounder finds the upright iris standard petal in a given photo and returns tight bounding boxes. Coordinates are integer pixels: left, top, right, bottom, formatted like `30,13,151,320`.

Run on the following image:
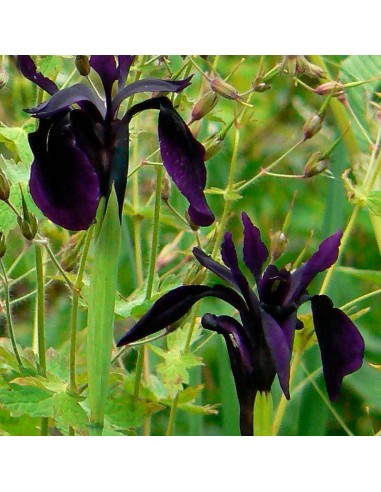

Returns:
311,295,365,401
17,56,58,95
90,55,118,102
117,55,135,90
242,212,269,281
286,230,343,303
158,98,214,226
29,114,101,231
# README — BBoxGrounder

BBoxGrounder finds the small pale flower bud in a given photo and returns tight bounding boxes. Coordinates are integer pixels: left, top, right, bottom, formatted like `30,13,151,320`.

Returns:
203,134,224,160
190,91,219,122
0,169,11,201
161,174,171,202
270,230,288,261
75,56,90,76
210,77,241,101
281,56,325,79
0,232,6,258
0,69,9,90
303,112,324,140
303,151,329,178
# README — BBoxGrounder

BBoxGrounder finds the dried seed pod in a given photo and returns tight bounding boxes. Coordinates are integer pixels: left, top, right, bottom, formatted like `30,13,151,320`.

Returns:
0,169,10,202
270,230,288,261
303,151,329,178
303,113,324,140
0,232,6,258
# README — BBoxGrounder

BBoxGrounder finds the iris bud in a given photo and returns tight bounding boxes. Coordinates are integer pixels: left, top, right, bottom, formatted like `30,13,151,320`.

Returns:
0,232,6,258
210,77,241,101
75,56,90,76
303,151,329,178
270,230,288,262
0,169,10,201
190,91,219,123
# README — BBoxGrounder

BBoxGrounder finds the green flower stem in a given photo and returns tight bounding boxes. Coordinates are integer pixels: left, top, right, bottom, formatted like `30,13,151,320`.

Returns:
35,243,46,377
212,126,240,257
166,393,179,436
236,139,304,193
69,228,93,394
35,242,48,436
340,287,381,311
0,260,23,369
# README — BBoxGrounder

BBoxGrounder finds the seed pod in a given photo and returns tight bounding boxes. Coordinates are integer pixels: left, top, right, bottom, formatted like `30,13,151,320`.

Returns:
0,232,6,258
303,112,324,140
190,91,219,122
270,230,288,261
210,77,241,101
314,81,344,97
0,169,10,201
303,151,329,178
253,82,271,93
75,56,90,76
18,213,38,241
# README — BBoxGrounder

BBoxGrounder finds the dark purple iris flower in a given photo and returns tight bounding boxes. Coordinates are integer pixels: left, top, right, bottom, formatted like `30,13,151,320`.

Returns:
18,55,214,230
116,212,364,435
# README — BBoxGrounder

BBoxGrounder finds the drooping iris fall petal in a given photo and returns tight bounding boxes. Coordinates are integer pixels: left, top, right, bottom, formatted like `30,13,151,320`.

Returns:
311,294,365,400
17,55,58,95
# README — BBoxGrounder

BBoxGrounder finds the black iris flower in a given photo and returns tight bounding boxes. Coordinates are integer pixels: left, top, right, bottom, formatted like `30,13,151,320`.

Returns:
18,55,214,230
117,213,365,435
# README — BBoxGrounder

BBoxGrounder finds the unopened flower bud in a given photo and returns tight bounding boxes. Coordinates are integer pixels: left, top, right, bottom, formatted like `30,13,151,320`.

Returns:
303,112,324,140
161,174,171,202
0,232,6,258
75,56,90,76
155,232,184,271
185,210,200,231
210,77,241,101
270,230,288,261
0,69,9,90
314,81,344,97
18,213,38,241
281,56,325,79
303,151,329,178
0,169,10,201
190,91,219,123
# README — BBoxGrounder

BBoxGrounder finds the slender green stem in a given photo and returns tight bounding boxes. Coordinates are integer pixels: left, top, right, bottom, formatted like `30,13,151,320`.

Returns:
236,139,303,193
0,260,23,368
340,287,381,311
166,393,180,436
35,243,46,377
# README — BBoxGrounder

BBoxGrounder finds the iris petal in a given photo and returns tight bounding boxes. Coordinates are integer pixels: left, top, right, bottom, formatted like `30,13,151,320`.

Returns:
286,230,343,304
117,56,135,90
158,98,214,226
193,247,238,289
260,308,291,398
28,115,101,231
17,56,58,95
311,294,365,401
90,55,118,102
242,212,269,281
25,83,106,120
